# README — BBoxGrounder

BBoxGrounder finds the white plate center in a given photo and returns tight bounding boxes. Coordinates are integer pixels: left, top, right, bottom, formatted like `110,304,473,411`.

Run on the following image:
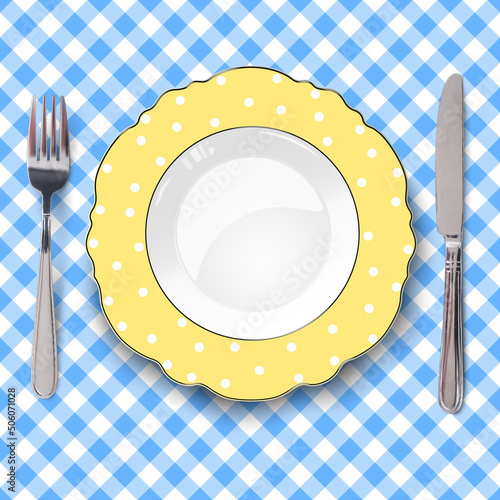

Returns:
147,128,358,340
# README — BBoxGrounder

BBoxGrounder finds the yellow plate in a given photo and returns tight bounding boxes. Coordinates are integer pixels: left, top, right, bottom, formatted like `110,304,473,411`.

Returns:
87,67,415,400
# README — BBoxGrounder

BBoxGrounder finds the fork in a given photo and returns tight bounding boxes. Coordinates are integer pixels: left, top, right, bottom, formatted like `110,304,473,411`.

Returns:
27,95,70,398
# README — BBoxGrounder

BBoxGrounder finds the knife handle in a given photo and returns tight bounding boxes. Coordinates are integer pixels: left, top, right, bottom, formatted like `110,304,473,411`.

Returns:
438,237,463,413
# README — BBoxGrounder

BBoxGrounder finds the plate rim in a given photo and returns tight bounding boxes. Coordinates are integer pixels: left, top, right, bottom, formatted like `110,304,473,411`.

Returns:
86,65,416,401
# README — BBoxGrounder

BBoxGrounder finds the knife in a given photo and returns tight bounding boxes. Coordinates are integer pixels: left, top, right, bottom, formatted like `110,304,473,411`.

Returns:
435,73,464,413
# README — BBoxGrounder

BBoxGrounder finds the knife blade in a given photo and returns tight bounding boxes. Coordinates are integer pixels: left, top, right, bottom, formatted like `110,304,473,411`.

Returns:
435,73,464,414
436,74,464,239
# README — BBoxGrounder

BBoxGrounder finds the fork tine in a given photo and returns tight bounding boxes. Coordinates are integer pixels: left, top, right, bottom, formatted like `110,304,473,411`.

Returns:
59,96,69,162
40,96,47,160
50,95,56,160
28,95,37,161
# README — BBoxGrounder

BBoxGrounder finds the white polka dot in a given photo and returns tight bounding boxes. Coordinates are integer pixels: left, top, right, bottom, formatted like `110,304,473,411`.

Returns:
210,118,219,127
391,197,401,207
314,112,324,122
294,374,304,383
217,75,226,85
125,208,135,217
163,360,172,369
393,167,403,177
230,342,240,352
355,125,365,134
276,105,286,115
137,136,146,145
112,261,122,270
311,89,320,99
141,114,150,124
392,282,402,292
364,231,373,241
156,157,165,166
147,334,157,344
368,334,378,344
194,342,204,352
96,205,105,215
255,366,264,375
102,163,112,173
365,304,374,313
328,325,337,334
244,97,253,107
104,296,113,306
138,288,148,297
221,379,230,388
187,373,196,382
367,148,377,158
357,178,366,187
118,322,127,331
272,74,282,83
287,343,296,352
135,242,144,252
130,183,140,192
404,245,413,255
172,122,181,132
89,238,98,248
330,356,339,366
175,96,185,105
178,318,187,327
369,267,378,276
323,136,332,146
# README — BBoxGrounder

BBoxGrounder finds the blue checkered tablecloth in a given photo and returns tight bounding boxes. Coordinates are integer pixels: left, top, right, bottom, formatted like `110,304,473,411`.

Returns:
1,0,499,498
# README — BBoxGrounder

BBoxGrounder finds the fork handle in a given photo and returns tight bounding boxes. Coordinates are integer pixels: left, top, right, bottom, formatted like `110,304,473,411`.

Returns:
32,211,58,398
438,238,463,413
